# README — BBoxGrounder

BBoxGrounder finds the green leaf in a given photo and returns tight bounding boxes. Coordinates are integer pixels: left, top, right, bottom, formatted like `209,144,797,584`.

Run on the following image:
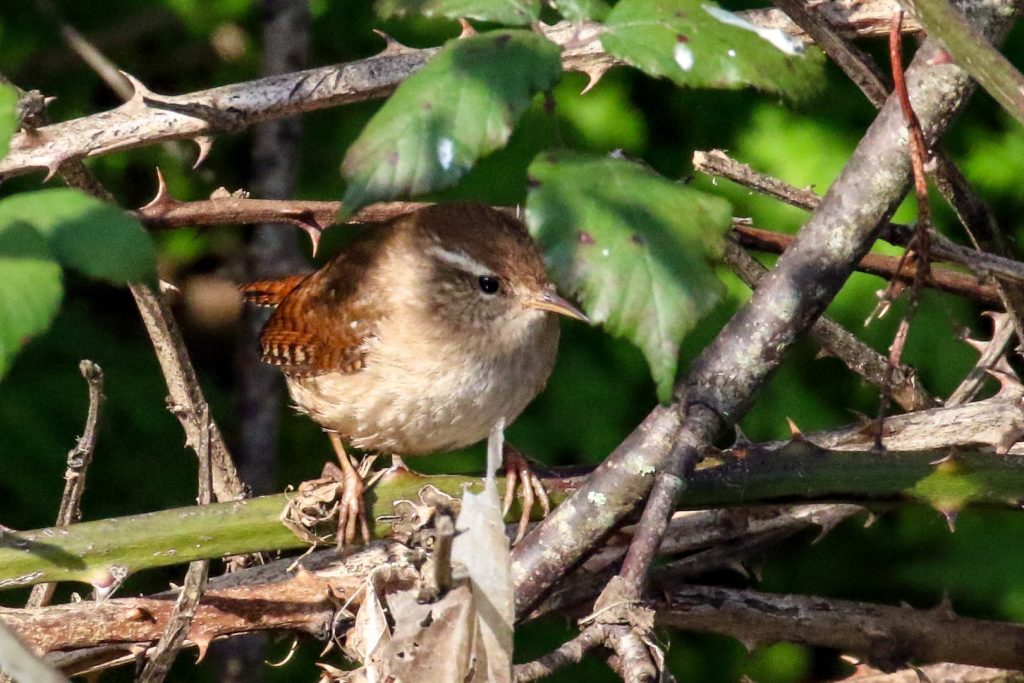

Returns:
0,189,155,283
601,0,823,97
0,83,17,161
376,0,539,24
551,0,610,21
525,151,732,401
341,30,562,216
0,220,63,380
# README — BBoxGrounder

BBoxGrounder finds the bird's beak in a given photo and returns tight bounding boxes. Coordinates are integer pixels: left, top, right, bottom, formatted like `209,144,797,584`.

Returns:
526,290,589,323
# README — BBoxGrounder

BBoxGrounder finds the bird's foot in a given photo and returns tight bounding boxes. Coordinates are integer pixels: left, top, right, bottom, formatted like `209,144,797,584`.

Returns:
279,458,374,549
322,459,372,548
502,445,552,545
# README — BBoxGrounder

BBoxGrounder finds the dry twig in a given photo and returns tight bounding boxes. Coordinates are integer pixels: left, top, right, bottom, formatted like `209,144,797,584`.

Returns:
873,11,933,448
24,361,105,610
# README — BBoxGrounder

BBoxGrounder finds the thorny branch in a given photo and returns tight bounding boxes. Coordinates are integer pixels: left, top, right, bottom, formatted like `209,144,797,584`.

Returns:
654,586,1024,672
0,1,919,181
11,530,1024,678
135,183,999,308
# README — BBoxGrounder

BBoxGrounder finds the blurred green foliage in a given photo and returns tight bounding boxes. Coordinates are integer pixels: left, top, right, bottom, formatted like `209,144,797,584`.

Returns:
2,1,1024,681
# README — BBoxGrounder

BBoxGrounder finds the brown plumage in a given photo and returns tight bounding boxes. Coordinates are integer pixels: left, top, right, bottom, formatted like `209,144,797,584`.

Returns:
241,203,587,544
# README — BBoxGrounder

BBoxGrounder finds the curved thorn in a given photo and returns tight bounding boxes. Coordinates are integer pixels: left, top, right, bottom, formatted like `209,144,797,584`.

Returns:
192,135,214,169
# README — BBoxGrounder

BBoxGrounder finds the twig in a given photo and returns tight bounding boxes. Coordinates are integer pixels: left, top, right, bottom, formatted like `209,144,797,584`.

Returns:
5,73,247,507
694,150,819,211
33,25,249,505
138,406,212,683
654,585,1024,671
135,172,426,254
540,521,840,620
732,223,999,306
16,552,1024,678
25,361,105,610
3,543,405,669
874,10,933,448
784,394,1024,453
15,426,1024,590
724,239,936,410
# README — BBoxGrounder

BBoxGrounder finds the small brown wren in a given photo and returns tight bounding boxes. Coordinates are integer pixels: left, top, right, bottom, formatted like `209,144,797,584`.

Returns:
242,203,586,545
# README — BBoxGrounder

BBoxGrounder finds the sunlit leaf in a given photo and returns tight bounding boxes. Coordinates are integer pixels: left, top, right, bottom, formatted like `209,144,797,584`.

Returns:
376,0,539,25
0,83,17,161
551,0,610,21
0,220,62,380
526,151,732,401
341,30,562,216
0,189,155,283
601,0,823,97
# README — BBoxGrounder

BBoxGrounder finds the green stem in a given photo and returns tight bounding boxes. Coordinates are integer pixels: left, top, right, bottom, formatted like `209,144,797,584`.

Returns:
3,445,1022,590
900,0,1024,127
0,470,578,590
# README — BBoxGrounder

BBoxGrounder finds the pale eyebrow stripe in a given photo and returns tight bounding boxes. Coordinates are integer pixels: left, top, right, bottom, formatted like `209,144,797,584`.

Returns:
426,246,493,277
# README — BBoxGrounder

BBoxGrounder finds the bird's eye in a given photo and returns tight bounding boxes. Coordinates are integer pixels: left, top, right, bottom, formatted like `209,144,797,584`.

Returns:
478,275,500,295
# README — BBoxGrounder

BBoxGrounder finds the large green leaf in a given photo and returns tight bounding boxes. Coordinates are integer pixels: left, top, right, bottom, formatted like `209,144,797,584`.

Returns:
0,83,16,161
526,151,732,401
0,221,62,380
341,30,562,216
0,189,155,283
601,0,823,97
376,0,539,25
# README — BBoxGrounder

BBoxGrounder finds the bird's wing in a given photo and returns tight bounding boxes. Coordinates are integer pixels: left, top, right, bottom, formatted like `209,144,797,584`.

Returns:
239,274,309,308
257,241,382,376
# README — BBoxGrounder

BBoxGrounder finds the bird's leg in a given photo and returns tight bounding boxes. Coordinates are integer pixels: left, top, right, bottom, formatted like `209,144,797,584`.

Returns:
326,432,371,548
502,444,552,545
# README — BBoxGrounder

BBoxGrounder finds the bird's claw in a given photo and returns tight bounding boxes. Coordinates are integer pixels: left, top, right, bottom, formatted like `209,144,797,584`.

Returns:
502,446,552,545
322,460,372,548
279,461,372,549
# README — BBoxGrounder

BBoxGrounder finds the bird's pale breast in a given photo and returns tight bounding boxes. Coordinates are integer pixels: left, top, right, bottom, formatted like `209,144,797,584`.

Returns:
285,313,559,455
